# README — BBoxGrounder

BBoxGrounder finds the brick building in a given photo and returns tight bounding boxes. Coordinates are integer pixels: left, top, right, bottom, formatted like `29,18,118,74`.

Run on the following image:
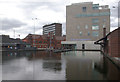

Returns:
106,27,120,57
23,34,66,49
95,27,120,57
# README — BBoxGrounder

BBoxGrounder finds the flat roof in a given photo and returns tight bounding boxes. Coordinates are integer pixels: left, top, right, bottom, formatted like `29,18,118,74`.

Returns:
43,23,62,27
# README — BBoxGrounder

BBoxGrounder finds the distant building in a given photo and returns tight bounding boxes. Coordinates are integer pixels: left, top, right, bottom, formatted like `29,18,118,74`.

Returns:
0,35,31,51
66,2,110,41
23,34,66,49
43,23,62,36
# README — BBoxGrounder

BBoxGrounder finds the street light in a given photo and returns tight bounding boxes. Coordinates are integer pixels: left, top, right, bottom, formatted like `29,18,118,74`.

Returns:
118,1,120,27
112,1,120,28
32,18,38,47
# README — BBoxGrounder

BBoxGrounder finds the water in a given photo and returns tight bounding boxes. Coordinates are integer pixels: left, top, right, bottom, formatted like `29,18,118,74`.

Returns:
2,51,120,80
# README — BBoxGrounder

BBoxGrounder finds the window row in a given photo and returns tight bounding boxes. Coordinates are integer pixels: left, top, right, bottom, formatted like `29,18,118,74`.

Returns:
43,28,55,32
79,31,99,37
44,31,55,34
82,4,100,12
43,27,55,31
76,12,110,17
34,41,60,44
34,41,47,43
77,24,106,30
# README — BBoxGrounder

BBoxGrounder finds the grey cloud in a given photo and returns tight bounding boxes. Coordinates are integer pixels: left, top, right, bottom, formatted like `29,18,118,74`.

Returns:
16,25,42,35
17,1,65,18
18,1,65,11
109,1,119,28
111,8,118,18
111,21,118,27
110,1,119,18
111,15,118,27
1,18,27,30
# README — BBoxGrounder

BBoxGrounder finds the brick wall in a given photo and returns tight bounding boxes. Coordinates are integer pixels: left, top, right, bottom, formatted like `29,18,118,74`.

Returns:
23,34,66,49
108,28,120,57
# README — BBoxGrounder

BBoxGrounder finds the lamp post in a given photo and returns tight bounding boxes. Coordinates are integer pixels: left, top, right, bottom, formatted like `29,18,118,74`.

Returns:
113,1,120,28
116,1,120,27
32,18,38,47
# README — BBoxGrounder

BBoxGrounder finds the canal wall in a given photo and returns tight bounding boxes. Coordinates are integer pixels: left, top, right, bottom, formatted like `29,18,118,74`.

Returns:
62,41,100,50
76,41,100,50
101,51,120,69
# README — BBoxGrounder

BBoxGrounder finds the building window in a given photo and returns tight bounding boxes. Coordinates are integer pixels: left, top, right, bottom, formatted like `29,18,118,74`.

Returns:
92,25,99,30
103,24,106,28
85,25,88,29
52,42,54,44
36,41,38,43
77,25,80,29
93,4,99,10
39,41,42,43
88,32,90,36
44,46,46,48
103,19,106,22
92,31,99,37
40,45,41,48
57,42,60,44
79,32,82,36
44,41,47,43
92,18,99,23
82,7,86,12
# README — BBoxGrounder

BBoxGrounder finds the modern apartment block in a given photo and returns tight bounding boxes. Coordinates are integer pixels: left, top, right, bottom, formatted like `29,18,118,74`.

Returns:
66,2,110,41
43,23,62,36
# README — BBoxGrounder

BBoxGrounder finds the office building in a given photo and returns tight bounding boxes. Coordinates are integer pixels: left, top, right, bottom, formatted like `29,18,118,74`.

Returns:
66,2,110,41
43,23,62,36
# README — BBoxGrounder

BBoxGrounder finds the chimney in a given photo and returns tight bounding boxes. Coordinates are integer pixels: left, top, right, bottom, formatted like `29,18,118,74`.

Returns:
103,28,106,37
103,28,106,53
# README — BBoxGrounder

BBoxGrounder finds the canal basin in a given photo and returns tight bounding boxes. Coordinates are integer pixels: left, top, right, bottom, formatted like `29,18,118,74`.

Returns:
2,51,120,80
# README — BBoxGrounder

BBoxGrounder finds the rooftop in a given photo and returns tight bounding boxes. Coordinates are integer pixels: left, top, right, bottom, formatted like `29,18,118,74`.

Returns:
72,2,93,5
67,2,109,9
43,23,62,27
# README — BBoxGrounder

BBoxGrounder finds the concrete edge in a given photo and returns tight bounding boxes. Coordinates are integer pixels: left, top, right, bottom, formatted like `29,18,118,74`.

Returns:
101,51,120,70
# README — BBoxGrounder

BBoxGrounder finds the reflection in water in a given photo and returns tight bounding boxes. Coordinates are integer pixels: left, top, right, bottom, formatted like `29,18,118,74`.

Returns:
65,51,104,80
43,62,61,71
94,56,120,80
82,51,85,56
2,51,120,80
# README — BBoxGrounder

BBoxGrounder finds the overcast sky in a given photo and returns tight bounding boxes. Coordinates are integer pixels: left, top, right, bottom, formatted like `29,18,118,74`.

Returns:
0,0,119,39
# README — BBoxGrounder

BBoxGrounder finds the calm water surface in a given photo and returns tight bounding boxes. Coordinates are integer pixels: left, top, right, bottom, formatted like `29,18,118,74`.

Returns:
2,51,120,80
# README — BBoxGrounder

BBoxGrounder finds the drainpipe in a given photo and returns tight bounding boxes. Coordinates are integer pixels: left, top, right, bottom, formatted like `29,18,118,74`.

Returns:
103,28,106,53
